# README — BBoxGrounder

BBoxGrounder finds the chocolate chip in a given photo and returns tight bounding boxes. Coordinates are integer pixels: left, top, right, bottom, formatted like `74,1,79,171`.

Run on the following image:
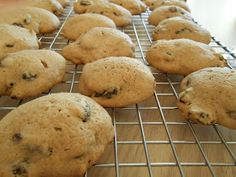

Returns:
5,43,14,48
54,127,62,131
166,52,172,56
94,88,118,99
169,6,178,12
100,11,104,15
12,165,27,176
22,72,37,81
47,147,53,156
80,0,91,5
12,22,24,28
219,55,225,61
200,112,209,119
12,133,23,143
40,60,48,68
175,27,192,34
113,12,119,16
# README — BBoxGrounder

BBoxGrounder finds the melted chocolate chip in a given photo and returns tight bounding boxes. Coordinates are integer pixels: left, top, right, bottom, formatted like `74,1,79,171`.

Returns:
12,165,27,176
12,133,23,143
5,43,14,48
169,6,178,12
54,127,62,131
22,73,37,81
94,88,118,99
175,27,193,34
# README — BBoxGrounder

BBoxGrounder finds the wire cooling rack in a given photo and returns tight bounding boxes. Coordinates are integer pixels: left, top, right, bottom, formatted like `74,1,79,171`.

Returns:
0,1,236,177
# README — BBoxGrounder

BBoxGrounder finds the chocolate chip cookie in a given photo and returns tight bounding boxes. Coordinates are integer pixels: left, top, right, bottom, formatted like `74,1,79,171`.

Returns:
152,17,211,44
0,93,114,177
62,27,135,64
62,13,116,41
0,50,66,99
148,5,192,26
110,0,147,15
177,67,236,129
85,2,132,27
23,0,64,16
74,0,109,14
78,57,156,107
0,24,39,59
150,0,190,12
146,39,227,75
0,6,60,34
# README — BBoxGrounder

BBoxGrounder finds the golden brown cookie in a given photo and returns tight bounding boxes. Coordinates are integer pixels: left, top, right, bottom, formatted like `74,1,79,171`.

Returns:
148,5,192,26
85,2,132,27
62,27,135,64
146,39,227,75
62,13,116,40
74,0,109,14
0,93,114,177
150,0,190,11
177,67,236,129
0,24,39,59
110,0,147,15
79,57,156,107
0,6,60,34
152,17,211,44
23,0,64,16
0,50,66,99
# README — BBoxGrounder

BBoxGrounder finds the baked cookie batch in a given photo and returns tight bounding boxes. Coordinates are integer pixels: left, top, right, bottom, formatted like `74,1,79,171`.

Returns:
0,0,235,176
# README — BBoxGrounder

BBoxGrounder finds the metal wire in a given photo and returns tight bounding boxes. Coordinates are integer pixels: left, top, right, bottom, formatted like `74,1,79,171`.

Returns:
0,1,236,177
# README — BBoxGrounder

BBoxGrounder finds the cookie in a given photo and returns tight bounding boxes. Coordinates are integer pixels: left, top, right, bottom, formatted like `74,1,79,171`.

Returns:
148,5,192,26
62,13,116,41
0,6,60,34
74,0,109,14
85,3,132,27
78,57,156,107
0,50,66,99
0,24,39,59
177,67,236,129
62,27,135,64
146,39,227,75
23,0,64,16
150,0,190,12
0,93,114,177
152,17,211,44
58,0,69,7
110,0,147,15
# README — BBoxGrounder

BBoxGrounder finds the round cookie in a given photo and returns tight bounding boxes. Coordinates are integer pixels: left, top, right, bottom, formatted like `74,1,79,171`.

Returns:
150,0,190,12
23,0,64,16
0,24,39,59
74,0,109,14
58,0,69,7
0,93,114,177
146,39,227,75
177,67,236,129
152,17,211,44
110,0,147,15
62,27,135,64
78,57,156,107
141,0,187,9
0,6,60,34
62,13,116,41
85,3,132,27
148,5,192,26
0,50,66,99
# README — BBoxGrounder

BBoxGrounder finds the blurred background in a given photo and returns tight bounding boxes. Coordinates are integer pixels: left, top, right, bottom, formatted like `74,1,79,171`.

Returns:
188,0,236,50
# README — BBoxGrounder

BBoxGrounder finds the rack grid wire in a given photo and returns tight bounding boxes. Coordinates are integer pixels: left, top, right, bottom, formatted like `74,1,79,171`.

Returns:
1,1,236,177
